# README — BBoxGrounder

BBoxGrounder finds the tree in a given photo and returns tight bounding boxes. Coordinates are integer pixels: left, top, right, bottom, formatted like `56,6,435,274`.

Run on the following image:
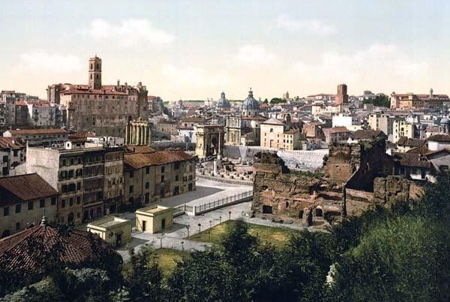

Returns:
270,98,284,104
165,248,244,302
122,245,163,302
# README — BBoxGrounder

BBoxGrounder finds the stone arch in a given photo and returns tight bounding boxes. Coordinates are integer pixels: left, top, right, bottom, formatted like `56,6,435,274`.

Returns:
315,206,323,217
2,230,11,238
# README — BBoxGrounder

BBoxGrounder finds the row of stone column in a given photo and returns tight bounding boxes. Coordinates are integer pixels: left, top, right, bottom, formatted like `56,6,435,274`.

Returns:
125,124,149,145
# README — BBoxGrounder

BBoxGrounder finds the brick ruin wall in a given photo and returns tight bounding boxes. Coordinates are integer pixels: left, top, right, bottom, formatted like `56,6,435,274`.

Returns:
252,149,425,224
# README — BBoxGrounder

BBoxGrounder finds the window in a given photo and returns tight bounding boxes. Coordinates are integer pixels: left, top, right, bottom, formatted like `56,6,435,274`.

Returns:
130,171,134,178
62,159,66,166
161,175,165,182
146,167,150,174
175,175,179,181
15,222,20,231
69,198,73,206
15,204,21,214
28,201,34,211
145,182,150,189
51,197,56,206
129,185,134,193
61,199,66,208
174,162,180,170
77,196,81,204
3,207,9,216
161,166,165,173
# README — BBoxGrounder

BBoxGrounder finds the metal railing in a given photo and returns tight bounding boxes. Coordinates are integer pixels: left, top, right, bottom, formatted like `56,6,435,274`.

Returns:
173,190,253,216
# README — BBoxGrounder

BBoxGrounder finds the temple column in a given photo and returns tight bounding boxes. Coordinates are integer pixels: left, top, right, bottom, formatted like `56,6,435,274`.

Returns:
137,125,141,145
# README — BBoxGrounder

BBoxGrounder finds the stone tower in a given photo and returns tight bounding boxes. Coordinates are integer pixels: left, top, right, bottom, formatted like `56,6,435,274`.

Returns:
89,56,102,90
335,84,348,105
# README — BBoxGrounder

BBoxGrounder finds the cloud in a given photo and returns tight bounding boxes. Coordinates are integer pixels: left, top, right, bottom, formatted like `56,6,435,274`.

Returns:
236,44,276,65
291,43,429,89
162,64,228,87
83,19,175,47
19,51,82,73
276,14,336,35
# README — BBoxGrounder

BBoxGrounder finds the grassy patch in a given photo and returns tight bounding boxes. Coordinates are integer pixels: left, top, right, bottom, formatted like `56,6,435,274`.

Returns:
189,220,299,249
155,248,191,277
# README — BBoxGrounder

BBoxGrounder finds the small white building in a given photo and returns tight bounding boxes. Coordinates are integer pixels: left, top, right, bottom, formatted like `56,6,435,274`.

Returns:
135,205,173,234
87,216,132,247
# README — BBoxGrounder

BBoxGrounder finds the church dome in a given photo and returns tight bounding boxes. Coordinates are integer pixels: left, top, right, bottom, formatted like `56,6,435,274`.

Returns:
241,88,260,111
217,92,231,108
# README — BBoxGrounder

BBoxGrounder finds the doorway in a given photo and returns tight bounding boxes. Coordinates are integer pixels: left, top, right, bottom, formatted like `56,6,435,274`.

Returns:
142,220,147,232
161,218,166,231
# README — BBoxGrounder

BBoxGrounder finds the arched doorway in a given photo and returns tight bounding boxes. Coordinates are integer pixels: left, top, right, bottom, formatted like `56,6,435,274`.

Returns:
315,206,323,217
68,212,74,224
2,230,11,238
83,210,89,222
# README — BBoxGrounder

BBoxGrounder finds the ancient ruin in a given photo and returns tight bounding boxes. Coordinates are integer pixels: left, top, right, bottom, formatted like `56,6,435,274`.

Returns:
251,139,425,226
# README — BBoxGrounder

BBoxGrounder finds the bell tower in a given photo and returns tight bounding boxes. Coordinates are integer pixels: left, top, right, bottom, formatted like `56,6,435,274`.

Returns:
89,56,102,90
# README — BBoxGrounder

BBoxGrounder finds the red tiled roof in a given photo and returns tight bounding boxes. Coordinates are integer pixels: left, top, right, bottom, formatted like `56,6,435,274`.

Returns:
125,145,155,154
0,173,58,203
393,152,431,168
327,126,351,134
7,128,68,136
0,224,121,275
0,137,24,149
124,150,194,169
427,134,450,143
351,129,386,140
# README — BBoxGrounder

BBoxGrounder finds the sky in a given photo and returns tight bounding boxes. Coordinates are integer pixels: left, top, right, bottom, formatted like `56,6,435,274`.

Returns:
1,0,450,101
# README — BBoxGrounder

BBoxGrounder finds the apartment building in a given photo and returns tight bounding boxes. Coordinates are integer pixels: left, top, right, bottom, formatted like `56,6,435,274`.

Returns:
0,173,58,238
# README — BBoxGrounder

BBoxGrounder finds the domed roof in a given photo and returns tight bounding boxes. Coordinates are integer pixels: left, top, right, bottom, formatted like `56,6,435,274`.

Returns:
242,88,259,111
217,92,231,108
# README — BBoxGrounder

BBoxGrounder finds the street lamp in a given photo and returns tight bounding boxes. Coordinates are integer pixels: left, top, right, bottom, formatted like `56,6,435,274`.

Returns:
186,225,190,238
160,232,165,249
198,223,201,233
209,220,212,241
228,211,231,220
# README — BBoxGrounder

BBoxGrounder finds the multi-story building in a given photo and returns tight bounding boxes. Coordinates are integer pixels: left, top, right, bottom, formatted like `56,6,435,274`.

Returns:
322,127,352,144
3,128,69,147
0,137,25,177
49,56,149,136
23,142,124,225
390,89,449,109
260,118,286,149
0,173,58,238
283,129,301,150
124,149,196,204
391,118,414,143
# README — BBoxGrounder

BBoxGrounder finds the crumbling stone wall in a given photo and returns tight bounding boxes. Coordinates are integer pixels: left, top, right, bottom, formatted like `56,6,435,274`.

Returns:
373,176,425,206
252,149,424,225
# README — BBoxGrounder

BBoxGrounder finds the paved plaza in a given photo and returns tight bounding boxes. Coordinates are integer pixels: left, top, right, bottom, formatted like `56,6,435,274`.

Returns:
115,177,318,262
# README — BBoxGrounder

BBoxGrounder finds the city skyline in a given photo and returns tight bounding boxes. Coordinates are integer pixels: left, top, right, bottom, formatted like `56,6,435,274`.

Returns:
1,0,449,101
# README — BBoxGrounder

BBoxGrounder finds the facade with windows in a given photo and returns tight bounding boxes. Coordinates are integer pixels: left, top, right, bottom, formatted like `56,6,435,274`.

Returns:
23,143,124,225
124,149,196,205
0,173,58,238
